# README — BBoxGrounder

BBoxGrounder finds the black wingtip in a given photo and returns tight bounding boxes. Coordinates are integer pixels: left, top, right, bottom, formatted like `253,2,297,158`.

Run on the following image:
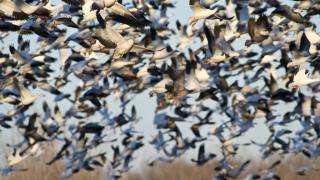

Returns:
9,45,16,54
96,11,106,29
91,2,100,12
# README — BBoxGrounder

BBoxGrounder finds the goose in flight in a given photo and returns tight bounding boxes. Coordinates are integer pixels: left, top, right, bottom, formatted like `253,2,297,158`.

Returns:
245,14,271,46
12,78,44,106
0,0,45,17
289,68,320,88
7,148,30,167
93,13,154,59
188,0,218,25
191,143,216,165
81,0,136,24
92,0,137,20
272,4,312,26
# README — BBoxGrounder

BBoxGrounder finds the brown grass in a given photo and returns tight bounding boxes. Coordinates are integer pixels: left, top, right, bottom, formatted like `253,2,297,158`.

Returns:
122,159,215,180
121,155,320,180
2,146,105,180
2,149,320,180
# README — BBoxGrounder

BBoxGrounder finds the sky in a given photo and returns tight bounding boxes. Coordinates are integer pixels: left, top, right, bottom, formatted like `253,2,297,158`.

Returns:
0,0,320,171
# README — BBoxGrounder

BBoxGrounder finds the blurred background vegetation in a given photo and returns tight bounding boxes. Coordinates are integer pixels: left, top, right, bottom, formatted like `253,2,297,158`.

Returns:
2,144,319,180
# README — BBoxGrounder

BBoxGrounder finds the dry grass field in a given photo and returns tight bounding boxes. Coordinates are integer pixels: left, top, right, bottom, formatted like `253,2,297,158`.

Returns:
121,156,320,180
2,149,320,180
4,154,104,180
